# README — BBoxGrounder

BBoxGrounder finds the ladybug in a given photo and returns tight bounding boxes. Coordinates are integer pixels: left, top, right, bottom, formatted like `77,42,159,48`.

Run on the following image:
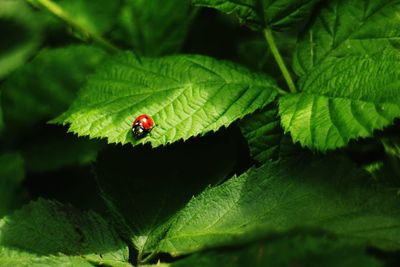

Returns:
132,114,154,139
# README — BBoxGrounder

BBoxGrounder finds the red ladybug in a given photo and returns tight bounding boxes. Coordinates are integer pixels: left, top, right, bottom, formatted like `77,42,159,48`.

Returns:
132,114,154,139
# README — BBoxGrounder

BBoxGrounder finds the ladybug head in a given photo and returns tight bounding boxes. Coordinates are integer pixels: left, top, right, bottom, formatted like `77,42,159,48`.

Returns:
132,125,146,139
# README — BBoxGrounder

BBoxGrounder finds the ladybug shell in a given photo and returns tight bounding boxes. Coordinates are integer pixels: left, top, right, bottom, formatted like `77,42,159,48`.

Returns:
133,114,154,130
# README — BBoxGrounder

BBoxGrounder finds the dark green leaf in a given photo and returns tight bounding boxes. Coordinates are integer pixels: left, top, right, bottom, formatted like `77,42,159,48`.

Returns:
192,0,321,31
22,133,100,173
239,104,300,162
0,0,42,79
112,0,195,56
280,0,400,150
55,53,279,147
0,199,129,266
95,131,238,260
53,0,122,35
171,234,382,267
0,100,4,134
1,45,106,132
142,157,400,255
0,248,95,267
0,153,25,217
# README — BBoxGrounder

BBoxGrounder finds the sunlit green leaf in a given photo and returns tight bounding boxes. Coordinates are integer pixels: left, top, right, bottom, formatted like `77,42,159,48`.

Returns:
280,0,400,150
55,53,279,147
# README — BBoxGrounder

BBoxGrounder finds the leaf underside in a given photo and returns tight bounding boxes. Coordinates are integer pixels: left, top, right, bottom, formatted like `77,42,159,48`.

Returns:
55,53,279,147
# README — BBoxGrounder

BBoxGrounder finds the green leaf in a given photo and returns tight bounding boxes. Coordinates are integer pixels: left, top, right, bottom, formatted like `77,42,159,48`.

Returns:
112,0,195,56
171,234,382,267
0,248,95,267
1,45,106,132
22,133,100,173
0,199,129,266
280,0,400,151
142,157,400,255
0,99,4,134
51,0,122,35
239,104,300,162
95,131,238,260
192,0,321,31
55,53,279,147
0,0,42,79
0,153,25,217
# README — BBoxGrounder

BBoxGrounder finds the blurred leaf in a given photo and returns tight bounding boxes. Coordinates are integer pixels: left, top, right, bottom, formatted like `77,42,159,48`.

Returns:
382,137,400,159
0,99,4,134
55,53,279,147
1,45,106,133
95,130,238,260
280,0,400,151
171,234,382,267
236,32,297,87
22,132,101,173
193,0,321,31
142,157,400,255
112,0,195,56
0,0,42,79
0,199,129,266
239,103,300,162
0,153,25,217
39,0,122,35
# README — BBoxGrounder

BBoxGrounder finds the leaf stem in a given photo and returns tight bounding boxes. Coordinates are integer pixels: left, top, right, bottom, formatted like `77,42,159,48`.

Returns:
26,0,120,54
263,28,297,93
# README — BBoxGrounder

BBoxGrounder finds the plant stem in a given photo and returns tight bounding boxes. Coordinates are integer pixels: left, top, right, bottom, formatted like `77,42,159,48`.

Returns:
263,28,297,93
27,0,120,54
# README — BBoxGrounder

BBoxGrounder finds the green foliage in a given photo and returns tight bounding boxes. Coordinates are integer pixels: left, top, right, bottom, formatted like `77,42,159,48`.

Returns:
141,158,400,255
171,234,382,267
239,104,299,162
280,0,400,150
0,153,25,217
1,45,106,132
0,248,96,267
94,133,238,259
55,53,279,147
0,0,42,79
1,0,400,266
113,0,195,56
0,199,129,266
193,0,321,30
0,101,3,133
51,0,122,35
22,133,100,173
